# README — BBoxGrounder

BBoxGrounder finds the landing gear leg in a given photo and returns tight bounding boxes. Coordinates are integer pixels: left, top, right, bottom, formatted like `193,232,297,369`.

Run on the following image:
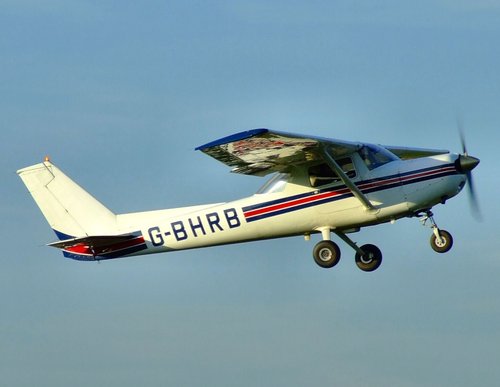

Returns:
312,228,341,269
335,231,383,272
418,210,453,253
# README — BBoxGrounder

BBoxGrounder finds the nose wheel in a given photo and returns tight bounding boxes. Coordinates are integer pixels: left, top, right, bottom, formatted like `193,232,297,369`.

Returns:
418,210,454,253
430,229,453,253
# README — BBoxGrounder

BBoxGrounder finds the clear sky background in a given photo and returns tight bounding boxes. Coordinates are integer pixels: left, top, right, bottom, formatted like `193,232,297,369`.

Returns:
2,1,500,386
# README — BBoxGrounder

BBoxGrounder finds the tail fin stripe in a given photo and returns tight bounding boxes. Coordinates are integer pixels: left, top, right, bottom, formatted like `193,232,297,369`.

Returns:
53,230,75,240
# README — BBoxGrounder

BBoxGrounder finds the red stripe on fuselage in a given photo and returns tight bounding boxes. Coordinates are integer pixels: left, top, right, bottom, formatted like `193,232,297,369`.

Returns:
244,188,350,219
243,165,456,220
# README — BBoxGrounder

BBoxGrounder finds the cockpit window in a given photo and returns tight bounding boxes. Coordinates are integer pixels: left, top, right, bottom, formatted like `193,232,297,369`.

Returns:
257,173,289,194
308,157,356,188
358,145,398,170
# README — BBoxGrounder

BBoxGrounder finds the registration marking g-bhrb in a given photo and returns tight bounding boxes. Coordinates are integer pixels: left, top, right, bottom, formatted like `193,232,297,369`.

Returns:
147,208,241,246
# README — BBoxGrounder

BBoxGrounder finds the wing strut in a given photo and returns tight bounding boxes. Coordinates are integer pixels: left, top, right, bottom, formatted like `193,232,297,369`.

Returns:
319,145,376,211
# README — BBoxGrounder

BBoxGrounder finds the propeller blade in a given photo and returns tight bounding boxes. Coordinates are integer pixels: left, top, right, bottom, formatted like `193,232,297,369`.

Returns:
466,171,482,221
456,118,481,220
457,117,468,155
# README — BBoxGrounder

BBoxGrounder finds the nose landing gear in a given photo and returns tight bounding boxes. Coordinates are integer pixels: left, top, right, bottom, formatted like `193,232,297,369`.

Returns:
418,210,454,253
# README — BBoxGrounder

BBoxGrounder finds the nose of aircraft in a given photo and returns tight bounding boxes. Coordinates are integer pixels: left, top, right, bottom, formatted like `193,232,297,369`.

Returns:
456,154,480,173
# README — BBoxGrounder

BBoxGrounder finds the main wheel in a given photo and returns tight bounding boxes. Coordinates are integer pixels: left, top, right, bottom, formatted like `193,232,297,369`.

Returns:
313,240,341,268
430,229,453,253
355,244,382,272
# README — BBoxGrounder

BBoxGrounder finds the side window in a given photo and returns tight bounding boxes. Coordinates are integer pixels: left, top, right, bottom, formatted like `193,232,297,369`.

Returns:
256,173,289,194
308,157,356,188
359,145,397,170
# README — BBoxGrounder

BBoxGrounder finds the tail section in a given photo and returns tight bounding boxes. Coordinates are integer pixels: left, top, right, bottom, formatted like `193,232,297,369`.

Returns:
17,160,118,239
47,232,147,261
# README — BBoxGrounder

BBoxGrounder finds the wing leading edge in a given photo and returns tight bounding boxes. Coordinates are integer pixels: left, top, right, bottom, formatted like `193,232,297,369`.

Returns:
384,145,449,160
196,129,361,176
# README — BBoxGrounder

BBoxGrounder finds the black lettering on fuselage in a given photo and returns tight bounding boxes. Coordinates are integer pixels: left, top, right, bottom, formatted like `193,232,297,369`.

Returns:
148,208,242,246
189,216,206,237
171,221,188,241
148,226,164,246
224,208,241,229
206,212,223,233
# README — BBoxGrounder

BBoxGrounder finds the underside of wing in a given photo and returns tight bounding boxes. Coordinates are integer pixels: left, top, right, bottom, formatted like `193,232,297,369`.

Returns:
384,145,449,160
196,129,361,176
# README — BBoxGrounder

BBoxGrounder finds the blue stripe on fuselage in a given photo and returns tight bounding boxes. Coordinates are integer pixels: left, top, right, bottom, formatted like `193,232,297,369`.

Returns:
243,163,458,222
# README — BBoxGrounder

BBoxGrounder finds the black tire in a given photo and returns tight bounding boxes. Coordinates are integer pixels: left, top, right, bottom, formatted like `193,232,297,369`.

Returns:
355,244,382,272
313,241,341,269
430,229,453,253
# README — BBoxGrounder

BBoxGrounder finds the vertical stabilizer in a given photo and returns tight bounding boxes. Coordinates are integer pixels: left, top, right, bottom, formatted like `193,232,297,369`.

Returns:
17,161,117,239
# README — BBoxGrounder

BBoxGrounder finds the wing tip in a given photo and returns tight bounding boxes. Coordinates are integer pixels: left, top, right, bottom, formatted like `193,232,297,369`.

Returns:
195,128,269,151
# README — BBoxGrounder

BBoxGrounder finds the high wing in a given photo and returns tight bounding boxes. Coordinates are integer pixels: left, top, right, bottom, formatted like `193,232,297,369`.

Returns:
197,129,377,210
196,129,362,176
384,145,449,160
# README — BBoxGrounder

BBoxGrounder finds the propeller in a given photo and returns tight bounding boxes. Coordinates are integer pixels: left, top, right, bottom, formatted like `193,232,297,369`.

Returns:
456,119,481,220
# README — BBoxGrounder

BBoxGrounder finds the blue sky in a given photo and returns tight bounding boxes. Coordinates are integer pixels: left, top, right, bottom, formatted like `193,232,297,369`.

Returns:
2,1,500,386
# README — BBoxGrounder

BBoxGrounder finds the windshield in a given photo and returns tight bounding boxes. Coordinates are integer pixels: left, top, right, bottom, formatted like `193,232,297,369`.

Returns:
256,173,289,194
358,145,399,170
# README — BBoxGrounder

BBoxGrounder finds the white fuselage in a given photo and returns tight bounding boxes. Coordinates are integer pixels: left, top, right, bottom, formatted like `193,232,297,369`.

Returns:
119,153,465,256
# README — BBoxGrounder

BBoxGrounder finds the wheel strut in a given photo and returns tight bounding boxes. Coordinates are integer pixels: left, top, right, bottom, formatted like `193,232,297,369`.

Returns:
312,228,341,268
418,211,444,244
335,231,383,271
334,231,364,256
417,210,454,253
311,228,383,271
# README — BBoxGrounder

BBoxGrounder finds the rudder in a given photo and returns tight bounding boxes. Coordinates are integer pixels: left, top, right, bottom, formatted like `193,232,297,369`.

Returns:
17,161,117,239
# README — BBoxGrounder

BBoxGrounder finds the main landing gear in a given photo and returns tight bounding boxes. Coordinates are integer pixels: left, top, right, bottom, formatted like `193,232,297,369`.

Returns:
312,228,383,272
312,210,454,271
313,240,341,268
418,210,453,253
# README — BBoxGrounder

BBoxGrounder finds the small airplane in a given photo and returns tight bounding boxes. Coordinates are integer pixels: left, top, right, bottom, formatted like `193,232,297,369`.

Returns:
17,129,480,272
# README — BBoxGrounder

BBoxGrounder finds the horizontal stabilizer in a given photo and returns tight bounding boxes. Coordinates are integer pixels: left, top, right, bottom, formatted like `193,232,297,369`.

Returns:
48,232,147,261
